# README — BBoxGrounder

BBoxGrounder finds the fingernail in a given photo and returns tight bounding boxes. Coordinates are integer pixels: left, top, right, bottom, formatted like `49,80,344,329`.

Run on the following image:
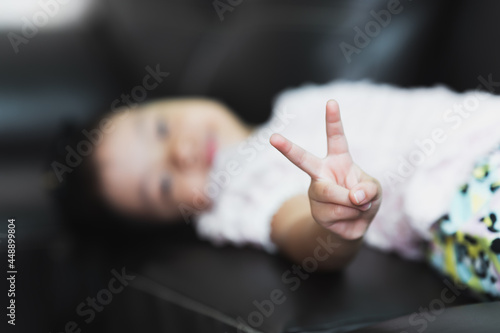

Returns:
361,202,372,210
354,190,366,204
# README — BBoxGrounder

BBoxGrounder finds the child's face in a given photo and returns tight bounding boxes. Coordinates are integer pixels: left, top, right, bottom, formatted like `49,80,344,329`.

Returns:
94,99,250,221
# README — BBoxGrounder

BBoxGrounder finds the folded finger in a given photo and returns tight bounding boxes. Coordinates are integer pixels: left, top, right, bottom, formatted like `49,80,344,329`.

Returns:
310,200,361,225
309,180,360,209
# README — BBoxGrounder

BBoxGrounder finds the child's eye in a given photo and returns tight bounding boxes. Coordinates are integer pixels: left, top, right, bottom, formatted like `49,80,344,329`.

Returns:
156,120,168,138
160,176,172,197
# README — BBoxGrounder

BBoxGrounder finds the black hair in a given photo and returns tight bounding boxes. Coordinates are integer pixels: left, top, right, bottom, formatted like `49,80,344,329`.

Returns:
46,113,174,243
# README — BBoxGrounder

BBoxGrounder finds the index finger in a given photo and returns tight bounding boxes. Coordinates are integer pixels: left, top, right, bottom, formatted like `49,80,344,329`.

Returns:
270,133,322,179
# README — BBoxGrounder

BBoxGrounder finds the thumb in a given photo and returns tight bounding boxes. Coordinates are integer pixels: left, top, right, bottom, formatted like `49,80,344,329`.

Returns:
349,176,380,210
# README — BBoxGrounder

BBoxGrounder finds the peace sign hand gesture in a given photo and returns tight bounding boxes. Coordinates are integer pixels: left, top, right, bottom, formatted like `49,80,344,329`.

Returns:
270,100,382,240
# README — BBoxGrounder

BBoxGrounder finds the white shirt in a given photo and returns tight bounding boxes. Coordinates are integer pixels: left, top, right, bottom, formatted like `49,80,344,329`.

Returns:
193,81,500,260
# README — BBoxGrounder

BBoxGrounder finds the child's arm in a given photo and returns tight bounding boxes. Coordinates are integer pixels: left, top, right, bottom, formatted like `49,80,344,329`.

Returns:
270,100,382,270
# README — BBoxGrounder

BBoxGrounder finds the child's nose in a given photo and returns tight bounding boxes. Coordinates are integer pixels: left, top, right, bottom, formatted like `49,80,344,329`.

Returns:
171,139,196,170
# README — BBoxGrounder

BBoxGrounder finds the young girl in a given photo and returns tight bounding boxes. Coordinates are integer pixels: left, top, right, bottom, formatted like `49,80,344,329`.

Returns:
58,81,500,298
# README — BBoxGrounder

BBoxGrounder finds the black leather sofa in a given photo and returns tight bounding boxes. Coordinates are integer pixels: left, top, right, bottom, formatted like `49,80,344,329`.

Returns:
2,0,500,332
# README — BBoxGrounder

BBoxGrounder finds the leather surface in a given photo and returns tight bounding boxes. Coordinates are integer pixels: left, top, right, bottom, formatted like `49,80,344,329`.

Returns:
352,301,500,333
102,225,478,333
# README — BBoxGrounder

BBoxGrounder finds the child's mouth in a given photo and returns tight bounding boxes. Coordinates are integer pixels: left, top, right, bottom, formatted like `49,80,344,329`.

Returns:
206,133,217,167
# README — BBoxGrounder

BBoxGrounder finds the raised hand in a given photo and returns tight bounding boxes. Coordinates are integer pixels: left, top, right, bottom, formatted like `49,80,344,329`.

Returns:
270,100,381,240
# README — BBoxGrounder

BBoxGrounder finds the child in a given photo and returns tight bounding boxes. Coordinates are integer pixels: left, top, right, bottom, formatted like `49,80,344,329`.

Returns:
55,81,500,298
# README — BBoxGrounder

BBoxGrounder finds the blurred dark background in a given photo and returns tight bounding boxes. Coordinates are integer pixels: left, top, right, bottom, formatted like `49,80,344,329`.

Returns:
1,0,500,332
